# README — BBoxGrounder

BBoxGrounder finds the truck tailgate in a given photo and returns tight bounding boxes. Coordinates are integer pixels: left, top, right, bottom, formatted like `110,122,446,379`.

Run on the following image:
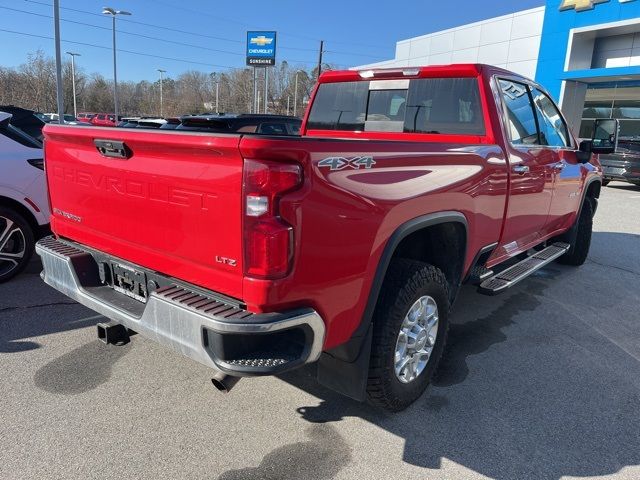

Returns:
43,125,244,300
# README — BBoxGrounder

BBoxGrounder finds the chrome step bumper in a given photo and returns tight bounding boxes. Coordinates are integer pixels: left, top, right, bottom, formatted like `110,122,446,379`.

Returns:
36,236,325,376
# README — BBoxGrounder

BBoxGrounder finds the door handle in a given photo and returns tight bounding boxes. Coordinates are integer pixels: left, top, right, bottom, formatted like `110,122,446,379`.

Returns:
512,165,530,175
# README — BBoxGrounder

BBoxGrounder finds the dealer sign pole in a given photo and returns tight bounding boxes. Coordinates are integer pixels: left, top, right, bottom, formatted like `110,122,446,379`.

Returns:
53,0,64,123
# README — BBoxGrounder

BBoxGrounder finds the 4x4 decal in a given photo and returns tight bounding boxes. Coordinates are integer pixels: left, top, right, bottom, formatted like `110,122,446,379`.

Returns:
318,156,376,171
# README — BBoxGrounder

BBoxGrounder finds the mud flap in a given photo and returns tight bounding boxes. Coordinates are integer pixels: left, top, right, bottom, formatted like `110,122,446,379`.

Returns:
316,324,373,402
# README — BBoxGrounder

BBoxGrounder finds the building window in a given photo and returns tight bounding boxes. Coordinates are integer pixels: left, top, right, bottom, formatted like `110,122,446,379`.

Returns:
580,83,640,139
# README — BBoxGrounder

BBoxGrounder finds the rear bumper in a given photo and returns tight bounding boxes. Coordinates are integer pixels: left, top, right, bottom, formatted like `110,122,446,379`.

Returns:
35,236,325,377
601,162,640,183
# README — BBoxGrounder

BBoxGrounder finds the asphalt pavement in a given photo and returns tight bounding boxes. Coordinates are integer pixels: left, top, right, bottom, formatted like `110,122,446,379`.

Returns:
1,181,639,480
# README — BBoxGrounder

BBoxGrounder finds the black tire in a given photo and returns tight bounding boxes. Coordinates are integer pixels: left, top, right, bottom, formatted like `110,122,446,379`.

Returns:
0,207,35,283
557,199,593,266
367,259,450,411
601,179,610,186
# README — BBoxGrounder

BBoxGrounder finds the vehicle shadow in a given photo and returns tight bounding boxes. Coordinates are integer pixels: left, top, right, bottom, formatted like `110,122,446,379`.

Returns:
0,258,102,353
278,234,640,479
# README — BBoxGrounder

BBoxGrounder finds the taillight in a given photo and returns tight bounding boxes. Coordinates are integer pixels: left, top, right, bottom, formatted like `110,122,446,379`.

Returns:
243,159,302,279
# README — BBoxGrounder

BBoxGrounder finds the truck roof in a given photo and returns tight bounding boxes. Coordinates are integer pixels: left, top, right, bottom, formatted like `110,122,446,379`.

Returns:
320,63,529,83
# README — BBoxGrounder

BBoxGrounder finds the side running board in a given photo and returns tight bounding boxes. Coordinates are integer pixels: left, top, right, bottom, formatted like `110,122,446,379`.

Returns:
478,242,570,295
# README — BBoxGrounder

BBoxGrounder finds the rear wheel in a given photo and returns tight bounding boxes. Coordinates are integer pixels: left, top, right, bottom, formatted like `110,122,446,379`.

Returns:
0,207,35,283
367,259,450,411
557,199,593,266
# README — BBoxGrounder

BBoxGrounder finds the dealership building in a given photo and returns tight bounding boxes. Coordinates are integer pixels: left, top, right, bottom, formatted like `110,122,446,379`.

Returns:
356,0,640,138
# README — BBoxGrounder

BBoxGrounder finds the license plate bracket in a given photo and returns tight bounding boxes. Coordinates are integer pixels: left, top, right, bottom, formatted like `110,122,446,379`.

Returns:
110,262,148,303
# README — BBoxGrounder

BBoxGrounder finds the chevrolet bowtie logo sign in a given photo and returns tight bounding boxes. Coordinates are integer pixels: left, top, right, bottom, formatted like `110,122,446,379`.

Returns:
559,0,608,11
250,36,273,46
246,31,277,66
560,0,635,11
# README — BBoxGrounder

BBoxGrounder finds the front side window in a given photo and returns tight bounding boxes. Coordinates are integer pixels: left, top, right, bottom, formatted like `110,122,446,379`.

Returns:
531,88,570,147
499,79,538,145
306,77,485,135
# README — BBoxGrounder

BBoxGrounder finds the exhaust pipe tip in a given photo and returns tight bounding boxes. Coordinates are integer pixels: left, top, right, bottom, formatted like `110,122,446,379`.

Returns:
211,373,240,393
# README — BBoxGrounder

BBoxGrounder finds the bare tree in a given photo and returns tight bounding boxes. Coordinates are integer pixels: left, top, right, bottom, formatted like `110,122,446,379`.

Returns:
1,51,330,118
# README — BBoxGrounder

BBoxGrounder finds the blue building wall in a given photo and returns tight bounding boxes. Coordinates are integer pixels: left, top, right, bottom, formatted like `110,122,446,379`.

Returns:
536,0,640,101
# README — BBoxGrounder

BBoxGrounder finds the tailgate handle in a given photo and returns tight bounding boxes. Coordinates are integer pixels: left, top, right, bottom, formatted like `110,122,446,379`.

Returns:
94,139,130,159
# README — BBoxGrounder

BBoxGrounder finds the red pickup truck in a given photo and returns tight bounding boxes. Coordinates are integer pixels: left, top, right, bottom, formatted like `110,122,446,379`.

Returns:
37,64,618,411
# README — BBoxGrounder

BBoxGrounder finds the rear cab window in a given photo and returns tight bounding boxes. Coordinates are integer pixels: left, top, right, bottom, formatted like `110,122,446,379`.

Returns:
306,76,486,137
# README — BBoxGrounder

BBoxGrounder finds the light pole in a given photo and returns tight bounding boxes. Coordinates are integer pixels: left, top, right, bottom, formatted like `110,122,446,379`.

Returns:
215,80,220,114
211,72,219,114
157,69,166,117
264,67,268,114
66,52,81,119
293,71,300,117
102,7,131,122
53,0,64,123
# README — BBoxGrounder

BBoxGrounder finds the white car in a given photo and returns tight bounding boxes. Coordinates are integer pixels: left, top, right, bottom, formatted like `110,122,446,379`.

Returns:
0,111,50,282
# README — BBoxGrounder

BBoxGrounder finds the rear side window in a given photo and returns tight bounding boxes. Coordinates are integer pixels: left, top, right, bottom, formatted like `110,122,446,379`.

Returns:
306,77,485,135
499,79,538,145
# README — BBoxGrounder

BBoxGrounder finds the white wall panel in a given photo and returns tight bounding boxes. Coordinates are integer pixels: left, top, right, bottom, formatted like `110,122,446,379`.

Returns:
453,25,482,50
395,41,411,60
451,47,479,63
430,32,455,55
480,18,513,46
409,36,431,58
428,52,453,65
478,42,510,64
511,11,544,40
354,6,545,78
508,36,542,63
506,60,537,79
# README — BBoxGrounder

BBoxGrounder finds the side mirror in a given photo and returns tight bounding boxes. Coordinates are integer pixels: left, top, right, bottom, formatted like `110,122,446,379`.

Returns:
576,140,592,164
591,118,619,154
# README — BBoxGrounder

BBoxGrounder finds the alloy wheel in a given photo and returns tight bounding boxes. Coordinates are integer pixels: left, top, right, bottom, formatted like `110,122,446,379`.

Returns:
0,216,27,278
394,295,439,384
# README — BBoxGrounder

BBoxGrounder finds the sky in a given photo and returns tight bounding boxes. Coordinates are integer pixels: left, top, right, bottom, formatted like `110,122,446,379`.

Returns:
0,0,545,82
